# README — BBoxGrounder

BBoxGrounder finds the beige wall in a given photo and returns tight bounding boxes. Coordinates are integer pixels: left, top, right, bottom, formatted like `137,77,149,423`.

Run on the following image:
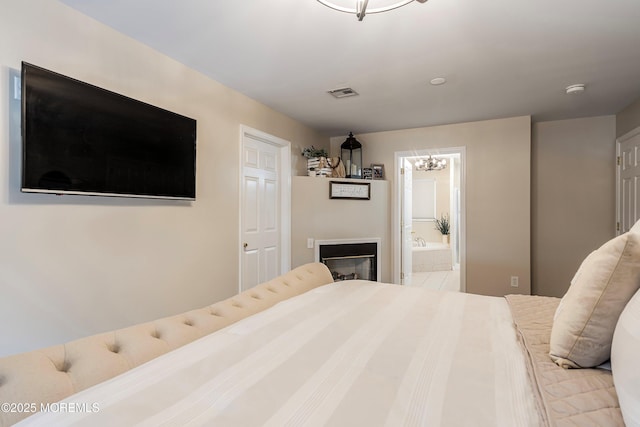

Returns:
330,116,531,297
531,116,616,297
616,97,640,138
0,0,326,356
291,177,391,282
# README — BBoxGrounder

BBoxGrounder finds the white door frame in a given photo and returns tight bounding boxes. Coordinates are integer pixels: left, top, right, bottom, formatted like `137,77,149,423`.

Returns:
238,125,291,292
616,125,640,235
400,157,414,285
392,147,466,292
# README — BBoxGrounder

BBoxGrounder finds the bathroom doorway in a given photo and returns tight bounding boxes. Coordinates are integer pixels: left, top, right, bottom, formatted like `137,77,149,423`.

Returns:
393,148,465,292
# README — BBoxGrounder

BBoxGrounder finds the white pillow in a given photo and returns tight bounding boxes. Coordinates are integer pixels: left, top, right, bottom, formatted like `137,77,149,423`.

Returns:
612,288,640,427
550,231,640,368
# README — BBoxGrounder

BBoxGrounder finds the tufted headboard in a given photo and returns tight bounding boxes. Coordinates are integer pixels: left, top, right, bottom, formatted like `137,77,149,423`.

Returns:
0,262,333,426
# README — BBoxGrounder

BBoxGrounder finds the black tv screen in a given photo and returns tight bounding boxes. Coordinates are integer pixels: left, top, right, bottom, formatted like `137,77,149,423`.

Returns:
21,62,196,200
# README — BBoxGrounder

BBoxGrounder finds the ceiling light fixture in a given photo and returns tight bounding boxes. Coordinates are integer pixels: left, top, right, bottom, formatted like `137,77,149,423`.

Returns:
565,84,585,95
415,156,447,171
317,0,428,21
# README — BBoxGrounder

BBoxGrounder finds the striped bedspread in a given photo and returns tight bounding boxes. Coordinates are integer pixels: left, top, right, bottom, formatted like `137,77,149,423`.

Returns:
17,281,542,427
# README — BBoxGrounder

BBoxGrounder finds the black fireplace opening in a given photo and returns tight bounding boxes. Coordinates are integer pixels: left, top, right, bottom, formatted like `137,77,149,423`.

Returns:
319,242,377,282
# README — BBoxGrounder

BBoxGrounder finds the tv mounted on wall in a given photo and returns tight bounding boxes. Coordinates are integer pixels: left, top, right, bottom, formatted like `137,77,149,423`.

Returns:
21,62,197,200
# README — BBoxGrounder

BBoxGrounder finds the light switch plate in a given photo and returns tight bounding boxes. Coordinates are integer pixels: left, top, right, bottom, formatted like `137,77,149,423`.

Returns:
13,75,21,100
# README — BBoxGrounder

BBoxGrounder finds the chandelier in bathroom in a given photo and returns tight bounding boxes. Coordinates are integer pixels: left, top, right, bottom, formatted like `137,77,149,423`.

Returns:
415,156,447,171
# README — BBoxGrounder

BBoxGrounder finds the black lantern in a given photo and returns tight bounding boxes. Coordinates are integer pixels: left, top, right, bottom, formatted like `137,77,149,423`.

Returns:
341,132,362,179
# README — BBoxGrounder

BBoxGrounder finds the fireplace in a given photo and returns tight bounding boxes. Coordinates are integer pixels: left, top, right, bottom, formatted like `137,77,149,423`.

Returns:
314,238,381,282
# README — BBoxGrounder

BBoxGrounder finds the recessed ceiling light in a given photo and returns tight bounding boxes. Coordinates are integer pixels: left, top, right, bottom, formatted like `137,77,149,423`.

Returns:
566,84,585,95
430,77,446,86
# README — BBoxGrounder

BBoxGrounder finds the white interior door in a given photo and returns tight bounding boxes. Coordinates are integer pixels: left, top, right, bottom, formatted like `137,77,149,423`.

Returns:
618,129,640,233
401,158,413,285
240,130,285,291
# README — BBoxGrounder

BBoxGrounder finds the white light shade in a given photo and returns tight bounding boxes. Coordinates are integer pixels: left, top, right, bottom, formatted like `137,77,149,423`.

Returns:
317,0,413,13
316,0,423,20
566,84,585,95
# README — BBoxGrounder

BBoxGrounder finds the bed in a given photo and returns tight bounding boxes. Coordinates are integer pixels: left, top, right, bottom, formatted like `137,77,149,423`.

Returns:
1,224,640,426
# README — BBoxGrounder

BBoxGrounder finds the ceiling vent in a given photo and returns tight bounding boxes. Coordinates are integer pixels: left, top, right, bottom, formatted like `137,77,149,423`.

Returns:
328,87,359,98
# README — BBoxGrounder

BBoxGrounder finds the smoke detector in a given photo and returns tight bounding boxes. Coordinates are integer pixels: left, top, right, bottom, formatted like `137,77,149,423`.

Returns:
328,87,359,98
566,84,585,95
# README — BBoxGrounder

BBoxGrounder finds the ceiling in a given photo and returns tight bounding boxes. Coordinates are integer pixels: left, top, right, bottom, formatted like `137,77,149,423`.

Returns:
60,0,640,137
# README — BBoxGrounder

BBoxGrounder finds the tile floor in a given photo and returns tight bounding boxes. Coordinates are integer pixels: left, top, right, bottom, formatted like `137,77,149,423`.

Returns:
408,269,460,292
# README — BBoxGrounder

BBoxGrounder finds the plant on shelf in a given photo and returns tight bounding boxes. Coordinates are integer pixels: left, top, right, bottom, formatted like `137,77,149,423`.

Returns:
301,146,329,159
302,146,331,177
435,213,450,235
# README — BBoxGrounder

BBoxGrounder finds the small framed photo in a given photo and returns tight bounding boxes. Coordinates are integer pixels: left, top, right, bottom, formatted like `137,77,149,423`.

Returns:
362,168,373,180
371,164,385,180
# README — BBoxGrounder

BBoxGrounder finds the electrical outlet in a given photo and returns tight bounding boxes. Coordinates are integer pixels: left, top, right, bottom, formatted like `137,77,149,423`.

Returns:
510,276,519,287
307,238,314,249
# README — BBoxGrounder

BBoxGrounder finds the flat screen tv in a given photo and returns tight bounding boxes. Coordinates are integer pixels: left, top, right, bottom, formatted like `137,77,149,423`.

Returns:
21,62,197,200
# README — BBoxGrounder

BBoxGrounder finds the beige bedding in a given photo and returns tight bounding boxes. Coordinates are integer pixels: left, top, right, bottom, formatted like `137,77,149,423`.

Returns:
505,295,623,427
4,276,621,427
14,282,542,427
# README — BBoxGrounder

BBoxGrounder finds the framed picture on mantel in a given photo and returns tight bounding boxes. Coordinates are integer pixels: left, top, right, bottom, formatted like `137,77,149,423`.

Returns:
371,164,385,180
329,181,371,200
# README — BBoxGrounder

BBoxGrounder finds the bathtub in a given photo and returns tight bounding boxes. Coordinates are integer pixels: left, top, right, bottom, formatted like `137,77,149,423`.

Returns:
412,242,452,272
